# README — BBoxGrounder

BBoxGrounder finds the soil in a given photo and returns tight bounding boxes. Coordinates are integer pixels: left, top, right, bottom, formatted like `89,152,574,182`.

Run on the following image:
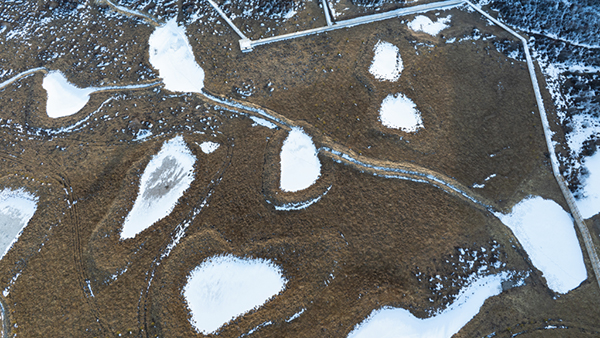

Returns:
0,1,599,338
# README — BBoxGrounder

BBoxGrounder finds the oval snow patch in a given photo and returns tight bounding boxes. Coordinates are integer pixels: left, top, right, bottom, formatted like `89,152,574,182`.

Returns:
379,93,423,132
183,255,286,334
369,41,403,82
280,127,321,192
148,18,205,93
43,71,93,118
496,196,587,294
120,136,196,240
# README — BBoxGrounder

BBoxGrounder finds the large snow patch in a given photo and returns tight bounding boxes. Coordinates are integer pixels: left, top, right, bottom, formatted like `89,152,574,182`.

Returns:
121,136,196,240
280,127,321,192
379,93,423,132
348,273,509,338
148,18,205,93
0,188,38,260
43,71,94,118
576,150,600,219
496,196,586,294
183,254,286,334
369,41,403,82
408,15,451,36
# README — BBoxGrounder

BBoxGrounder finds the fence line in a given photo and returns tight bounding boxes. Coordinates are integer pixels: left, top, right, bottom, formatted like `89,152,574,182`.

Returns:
466,1,600,291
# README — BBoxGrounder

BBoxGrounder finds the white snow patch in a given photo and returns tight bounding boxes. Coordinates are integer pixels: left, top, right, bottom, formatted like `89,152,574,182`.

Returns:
0,189,38,260
348,273,510,338
148,18,205,93
408,15,451,36
250,116,277,129
576,150,600,219
199,141,220,154
43,71,94,118
280,127,321,192
379,93,423,132
120,136,196,240
274,186,331,211
496,196,586,294
183,254,286,335
369,41,403,82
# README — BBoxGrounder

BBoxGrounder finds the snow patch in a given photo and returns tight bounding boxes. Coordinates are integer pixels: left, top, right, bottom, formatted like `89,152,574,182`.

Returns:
120,136,196,240
0,189,38,260
183,254,286,335
576,150,600,219
408,15,451,36
369,41,403,82
250,116,277,129
379,93,423,132
496,196,586,294
43,71,93,118
148,18,205,93
199,141,220,154
348,273,510,338
280,127,321,192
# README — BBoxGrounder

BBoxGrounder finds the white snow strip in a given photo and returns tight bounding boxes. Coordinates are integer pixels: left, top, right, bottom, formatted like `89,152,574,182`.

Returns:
286,308,306,322
576,150,600,219
148,18,205,93
280,127,321,192
275,186,331,211
369,41,403,82
0,188,38,260
408,15,451,36
184,254,286,335
199,141,220,154
379,93,423,132
348,272,510,338
43,71,94,118
120,136,196,240
250,116,277,129
0,67,46,90
496,196,586,294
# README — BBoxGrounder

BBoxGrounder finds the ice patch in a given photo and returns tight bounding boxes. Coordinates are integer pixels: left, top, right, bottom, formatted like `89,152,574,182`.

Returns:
199,141,220,154
348,273,509,338
183,254,286,335
496,196,586,294
43,71,94,118
369,41,403,82
250,116,277,129
576,150,600,219
0,189,38,260
280,127,321,192
148,18,205,93
408,15,451,36
379,93,423,132
120,136,196,240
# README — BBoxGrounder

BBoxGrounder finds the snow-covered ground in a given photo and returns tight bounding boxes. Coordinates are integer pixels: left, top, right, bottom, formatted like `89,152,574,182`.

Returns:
408,15,451,36
183,254,286,334
348,272,511,338
280,127,321,192
369,41,403,82
0,188,38,260
576,151,600,219
120,136,196,240
379,93,423,132
199,141,220,154
496,196,586,294
148,18,205,93
43,71,94,118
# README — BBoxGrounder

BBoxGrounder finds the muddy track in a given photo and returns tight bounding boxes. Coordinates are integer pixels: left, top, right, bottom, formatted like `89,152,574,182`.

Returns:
56,173,111,335
136,139,233,337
